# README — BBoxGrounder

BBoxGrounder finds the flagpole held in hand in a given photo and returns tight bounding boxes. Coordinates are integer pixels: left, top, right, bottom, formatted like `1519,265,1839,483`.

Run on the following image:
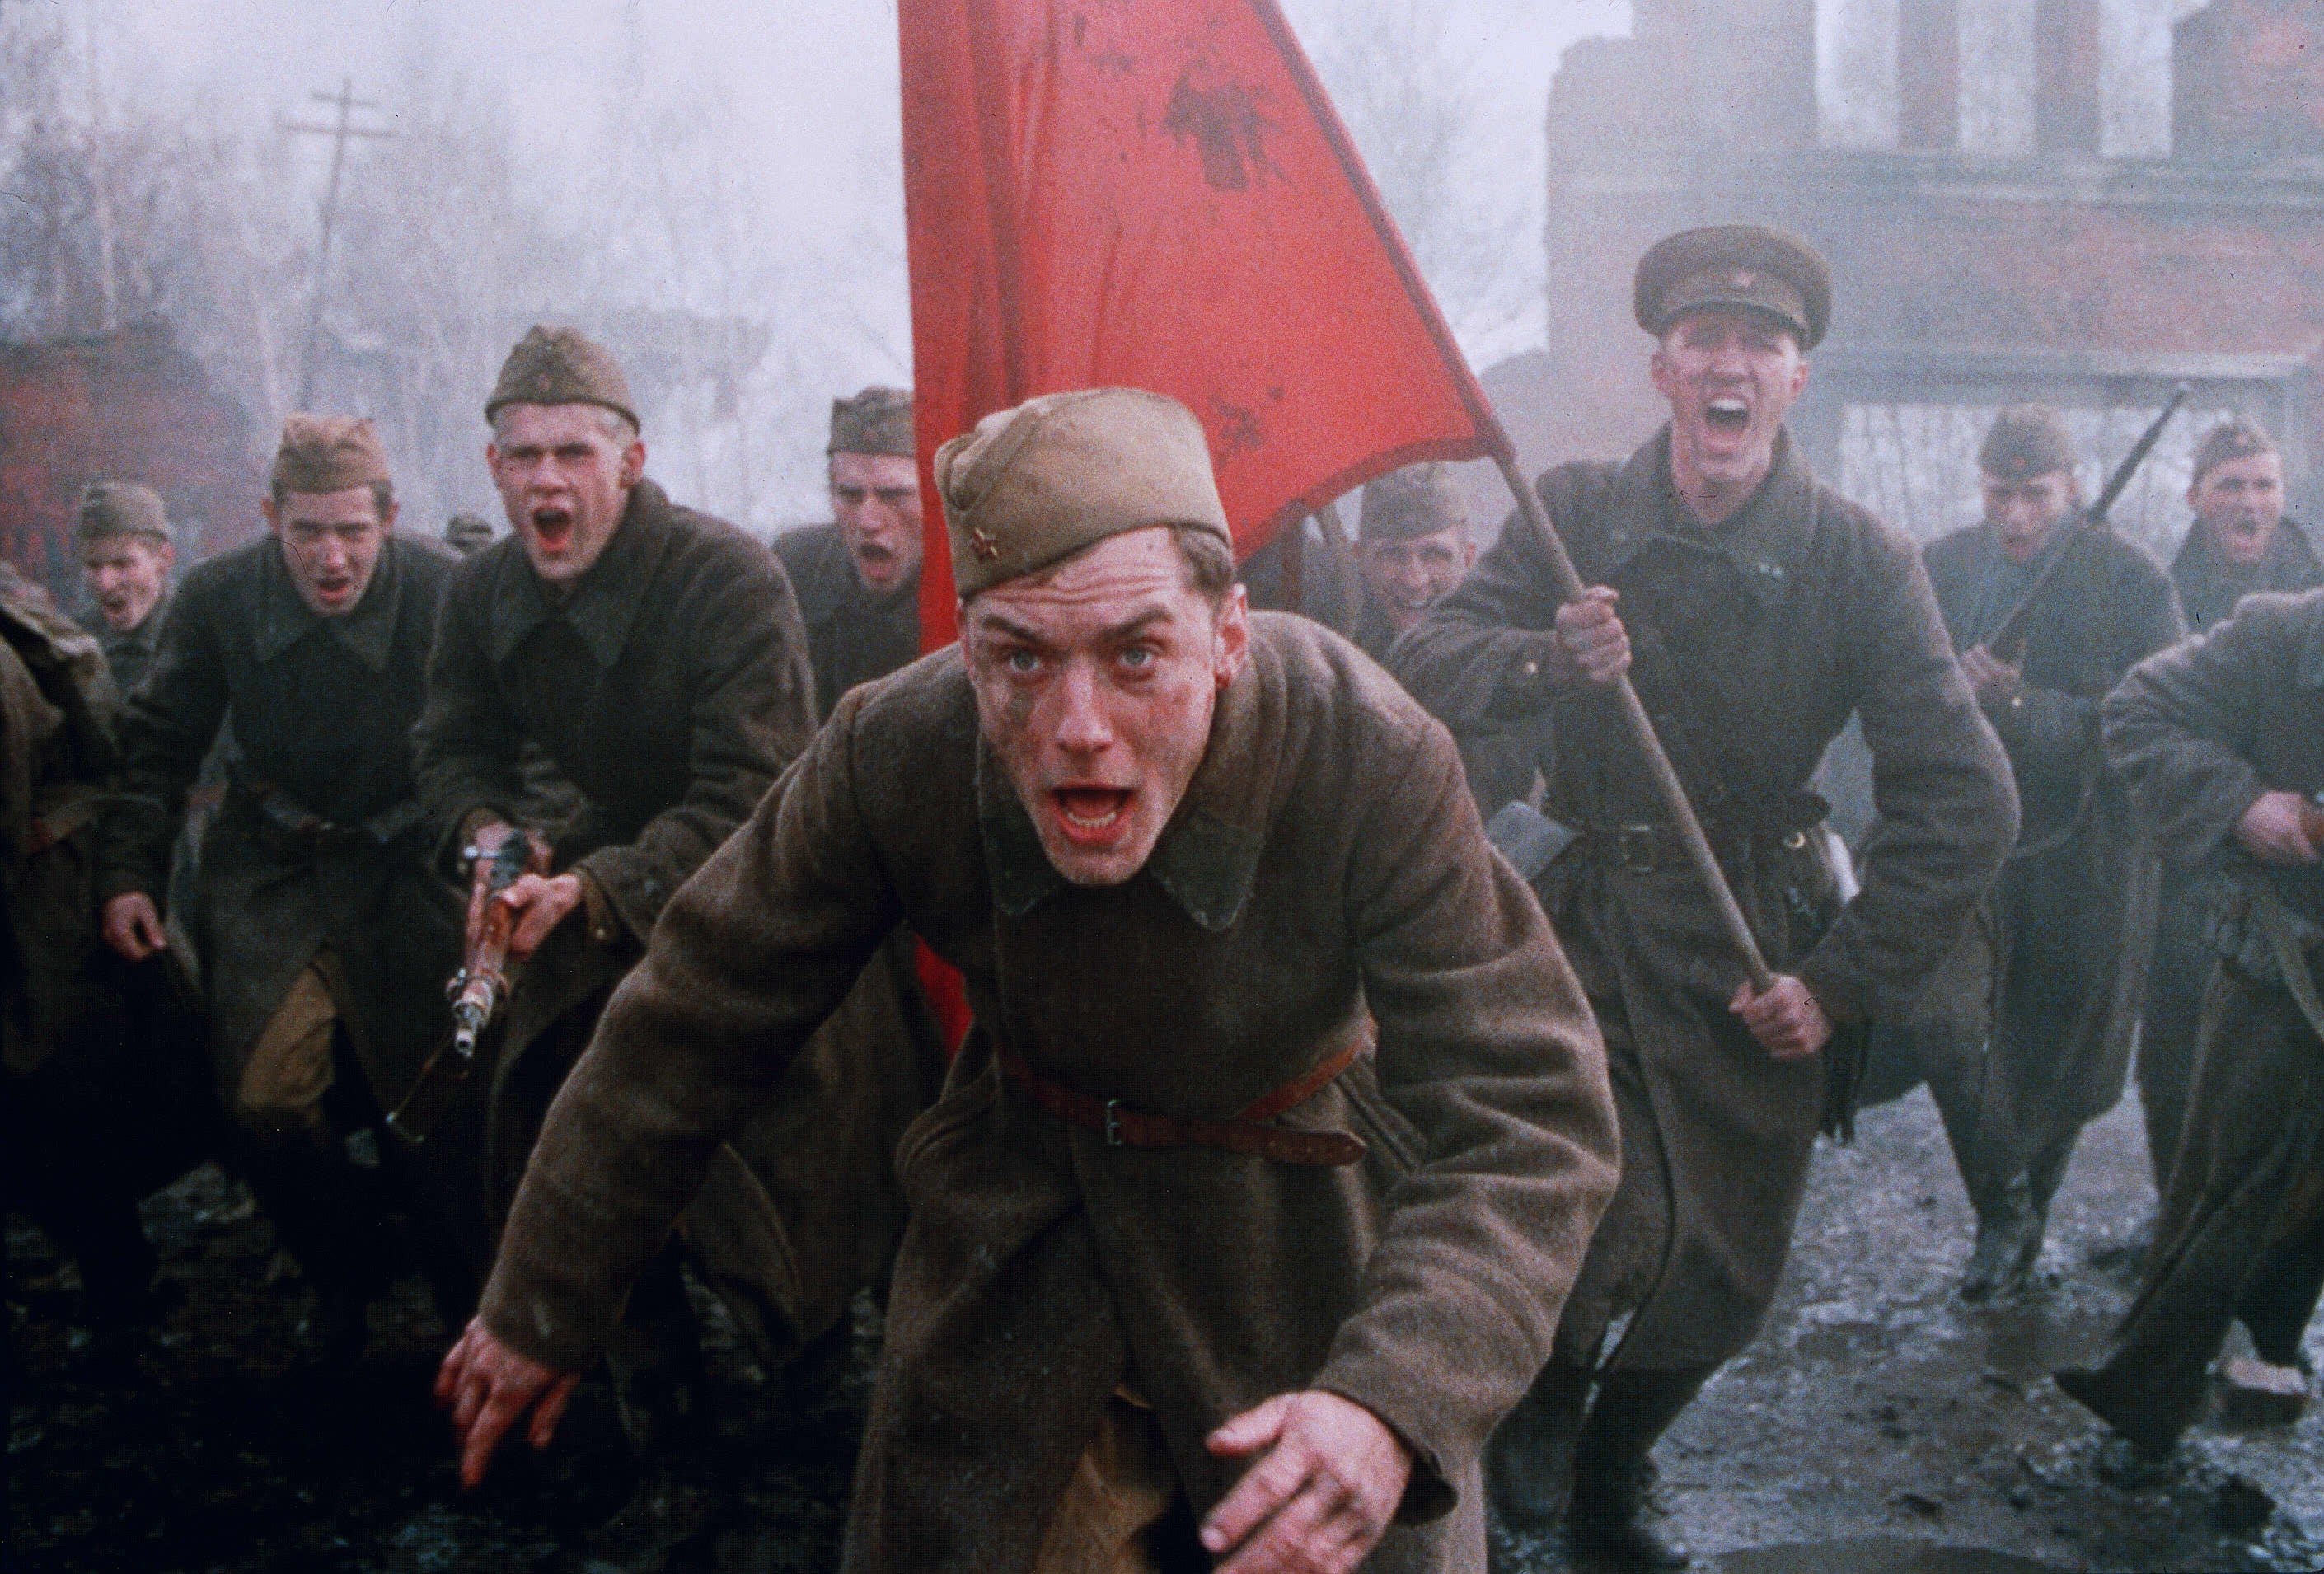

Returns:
1490,453,1777,993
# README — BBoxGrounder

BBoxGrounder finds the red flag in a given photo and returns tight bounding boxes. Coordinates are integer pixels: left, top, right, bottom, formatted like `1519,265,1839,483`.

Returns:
901,0,1512,650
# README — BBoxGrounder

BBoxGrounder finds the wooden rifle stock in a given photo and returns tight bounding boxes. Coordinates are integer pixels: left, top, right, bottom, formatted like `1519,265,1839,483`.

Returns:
1982,385,2190,657
386,830,549,1145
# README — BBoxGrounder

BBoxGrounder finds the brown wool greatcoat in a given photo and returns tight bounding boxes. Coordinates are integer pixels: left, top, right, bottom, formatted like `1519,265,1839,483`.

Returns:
2074,588,2324,1447
1394,429,2017,1371
482,615,1620,1573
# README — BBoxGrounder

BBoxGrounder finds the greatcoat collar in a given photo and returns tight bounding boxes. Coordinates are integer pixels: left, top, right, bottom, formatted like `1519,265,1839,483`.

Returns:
486,480,677,668
251,535,403,672
1595,426,1819,616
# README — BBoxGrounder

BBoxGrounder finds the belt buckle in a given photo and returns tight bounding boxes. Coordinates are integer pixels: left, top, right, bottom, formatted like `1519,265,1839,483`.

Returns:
1615,823,1659,874
1103,1099,1123,1146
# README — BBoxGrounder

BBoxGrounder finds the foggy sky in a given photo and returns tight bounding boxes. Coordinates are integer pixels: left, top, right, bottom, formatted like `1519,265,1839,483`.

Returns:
87,0,1631,378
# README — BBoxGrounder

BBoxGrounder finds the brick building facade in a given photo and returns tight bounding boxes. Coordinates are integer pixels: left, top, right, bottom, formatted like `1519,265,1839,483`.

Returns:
1502,0,2324,548
0,321,264,605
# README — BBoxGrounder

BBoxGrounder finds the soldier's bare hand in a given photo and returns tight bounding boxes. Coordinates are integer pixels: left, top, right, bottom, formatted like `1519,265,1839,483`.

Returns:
433,1317,579,1490
1549,586,1630,688
101,891,169,961
2236,791,2322,867
1731,974,1832,1061
1961,645,2025,710
1200,1389,1412,1574
499,873,584,961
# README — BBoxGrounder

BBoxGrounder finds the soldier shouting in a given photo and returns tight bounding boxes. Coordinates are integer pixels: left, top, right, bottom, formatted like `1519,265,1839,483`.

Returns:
437,387,1619,1574
1395,225,2016,1569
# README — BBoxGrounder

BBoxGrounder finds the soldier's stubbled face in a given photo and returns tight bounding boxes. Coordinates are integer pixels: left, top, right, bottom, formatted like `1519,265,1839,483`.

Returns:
2190,450,2284,567
487,403,646,585
1980,470,2078,565
264,486,394,618
830,450,925,595
963,525,1250,888
1651,307,1808,495
81,535,172,633
1357,526,1474,635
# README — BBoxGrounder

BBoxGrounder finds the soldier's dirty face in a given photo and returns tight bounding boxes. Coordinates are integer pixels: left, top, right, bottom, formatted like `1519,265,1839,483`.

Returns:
1357,527,1473,635
264,486,392,618
1980,470,2078,565
964,526,1249,887
80,536,172,633
2189,450,2284,567
487,403,644,585
829,451,925,595
1651,307,1807,489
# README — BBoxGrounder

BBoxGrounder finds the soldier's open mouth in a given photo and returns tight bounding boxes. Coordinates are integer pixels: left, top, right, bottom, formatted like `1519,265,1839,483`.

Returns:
1706,397,1750,433
1054,787,1131,838
532,508,575,550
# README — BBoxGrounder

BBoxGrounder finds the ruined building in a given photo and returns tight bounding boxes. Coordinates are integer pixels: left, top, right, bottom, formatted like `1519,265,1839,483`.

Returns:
1504,0,2324,548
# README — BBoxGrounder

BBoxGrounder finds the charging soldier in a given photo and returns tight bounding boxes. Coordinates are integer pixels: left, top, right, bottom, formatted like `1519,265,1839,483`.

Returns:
1396,226,2015,1569
2137,418,2322,1199
411,326,818,1429
73,483,176,694
777,387,926,717
437,387,1619,1574
1918,407,2183,1297
2058,585,2324,1454
96,416,465,1361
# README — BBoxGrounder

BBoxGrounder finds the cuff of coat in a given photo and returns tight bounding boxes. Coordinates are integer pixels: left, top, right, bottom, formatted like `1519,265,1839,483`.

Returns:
575,867,626,948
1795,945,1872,1026
478,1260,620,1376
1312,1366,1457,1525
94,863,160,906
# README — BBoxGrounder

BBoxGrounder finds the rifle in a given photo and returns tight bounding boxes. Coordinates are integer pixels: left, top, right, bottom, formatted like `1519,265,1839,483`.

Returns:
386,829,549,1145
1981,384,2190,658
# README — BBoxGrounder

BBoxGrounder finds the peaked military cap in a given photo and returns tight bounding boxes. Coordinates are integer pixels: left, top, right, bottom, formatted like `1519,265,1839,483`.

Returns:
2190,415,2278,485
75,480,171,544
935,389,1231,598
829,386,916,457
1979,405,2077,483
273,414,392,495
485,325,639,430
1634,224,1831,349
1358,464,1469,544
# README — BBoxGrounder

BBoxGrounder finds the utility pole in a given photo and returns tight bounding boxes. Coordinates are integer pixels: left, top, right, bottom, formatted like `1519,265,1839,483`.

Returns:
280,78,394,408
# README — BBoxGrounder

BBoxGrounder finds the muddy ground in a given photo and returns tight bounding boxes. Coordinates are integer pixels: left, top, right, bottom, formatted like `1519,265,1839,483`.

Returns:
8,1086,2322,1573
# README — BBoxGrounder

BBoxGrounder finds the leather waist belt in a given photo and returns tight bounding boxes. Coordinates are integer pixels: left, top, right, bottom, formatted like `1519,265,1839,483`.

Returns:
1578,819,1816,875
997,1038,1369,1167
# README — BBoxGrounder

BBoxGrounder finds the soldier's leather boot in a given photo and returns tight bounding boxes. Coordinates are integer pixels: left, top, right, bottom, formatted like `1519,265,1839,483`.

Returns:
241,1136,396,1367
1566,1366,1710,1572
1485,1359,1593,1544
607,1245,711,1455
1960,1176,2043,1302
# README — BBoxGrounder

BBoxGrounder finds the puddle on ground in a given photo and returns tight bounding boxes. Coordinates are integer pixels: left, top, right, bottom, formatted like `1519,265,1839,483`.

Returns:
1708,1537,2070,1574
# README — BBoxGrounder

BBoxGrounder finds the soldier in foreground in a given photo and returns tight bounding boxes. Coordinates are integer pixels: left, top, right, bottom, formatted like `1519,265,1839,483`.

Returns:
776,386,925,718
1919,408,2182,1298
73,482,176,693
2137,418,2321,1201
96,416,464,1361
437,387,1620,1574
2057,585,2324,1455
411,326,816,1431
1396,226,2015,1569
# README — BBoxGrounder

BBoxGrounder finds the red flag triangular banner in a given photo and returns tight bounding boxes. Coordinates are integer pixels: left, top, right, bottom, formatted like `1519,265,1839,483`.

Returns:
901,0,1513,650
